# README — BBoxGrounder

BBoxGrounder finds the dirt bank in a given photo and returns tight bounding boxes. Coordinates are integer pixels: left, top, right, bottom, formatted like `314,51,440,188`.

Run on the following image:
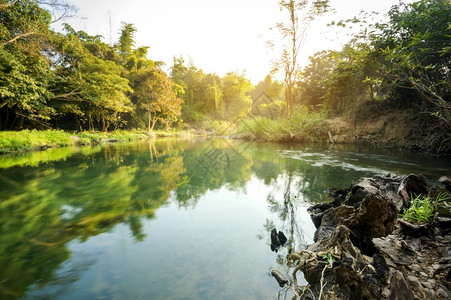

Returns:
324,108,451,155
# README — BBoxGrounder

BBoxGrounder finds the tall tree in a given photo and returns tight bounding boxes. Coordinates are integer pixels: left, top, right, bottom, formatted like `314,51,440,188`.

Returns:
271,0,330,117
117,22,136,60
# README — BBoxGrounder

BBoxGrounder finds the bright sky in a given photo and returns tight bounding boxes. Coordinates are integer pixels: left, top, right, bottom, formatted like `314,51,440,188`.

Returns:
56,0,408,83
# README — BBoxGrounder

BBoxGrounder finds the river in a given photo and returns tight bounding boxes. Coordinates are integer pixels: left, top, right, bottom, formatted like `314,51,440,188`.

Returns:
0,138,450,299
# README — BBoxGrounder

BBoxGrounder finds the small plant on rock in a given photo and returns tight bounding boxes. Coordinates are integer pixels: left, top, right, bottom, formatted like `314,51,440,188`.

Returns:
401,193,450,224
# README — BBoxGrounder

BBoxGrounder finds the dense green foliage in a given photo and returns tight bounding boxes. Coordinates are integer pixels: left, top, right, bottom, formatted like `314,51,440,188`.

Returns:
0,1,182,132
297,0,450,122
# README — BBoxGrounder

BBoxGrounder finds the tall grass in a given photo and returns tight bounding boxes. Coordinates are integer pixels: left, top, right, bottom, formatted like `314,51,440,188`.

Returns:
238,107,328,142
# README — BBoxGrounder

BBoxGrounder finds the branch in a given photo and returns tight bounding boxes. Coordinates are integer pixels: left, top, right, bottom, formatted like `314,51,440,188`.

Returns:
0,0,18,10
0,32,40,46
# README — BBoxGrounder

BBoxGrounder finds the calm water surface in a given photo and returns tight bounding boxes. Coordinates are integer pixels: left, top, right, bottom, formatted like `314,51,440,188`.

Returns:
0,138,450,299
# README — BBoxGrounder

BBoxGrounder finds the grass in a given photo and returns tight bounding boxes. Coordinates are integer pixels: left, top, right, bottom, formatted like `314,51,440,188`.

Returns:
0,129,149,153
400,192,450,224
237,106,328,142
0,129,74,153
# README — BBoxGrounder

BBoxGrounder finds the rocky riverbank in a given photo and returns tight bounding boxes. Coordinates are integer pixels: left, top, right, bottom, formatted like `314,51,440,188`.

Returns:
288,173,451,299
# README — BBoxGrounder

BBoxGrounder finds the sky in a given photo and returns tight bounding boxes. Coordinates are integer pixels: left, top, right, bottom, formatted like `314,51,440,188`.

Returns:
55,0,409,83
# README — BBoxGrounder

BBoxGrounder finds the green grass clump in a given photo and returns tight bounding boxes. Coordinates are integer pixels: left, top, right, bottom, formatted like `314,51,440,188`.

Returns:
401,193,450,224
238,106,327,142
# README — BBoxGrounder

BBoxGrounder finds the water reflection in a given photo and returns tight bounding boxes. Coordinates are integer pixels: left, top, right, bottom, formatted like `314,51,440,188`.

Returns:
0,139,450,299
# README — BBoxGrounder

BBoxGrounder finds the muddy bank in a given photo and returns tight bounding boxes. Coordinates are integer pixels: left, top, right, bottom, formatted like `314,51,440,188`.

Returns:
286,173,451,299
324,108,451,156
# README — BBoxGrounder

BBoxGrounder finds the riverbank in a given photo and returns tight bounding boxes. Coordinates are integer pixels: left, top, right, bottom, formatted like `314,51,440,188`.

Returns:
283,173,451,299
0,130,149,153
236,107,451,156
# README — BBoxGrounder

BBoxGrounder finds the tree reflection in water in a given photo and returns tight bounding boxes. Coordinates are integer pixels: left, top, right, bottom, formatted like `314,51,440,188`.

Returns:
1,138,450,299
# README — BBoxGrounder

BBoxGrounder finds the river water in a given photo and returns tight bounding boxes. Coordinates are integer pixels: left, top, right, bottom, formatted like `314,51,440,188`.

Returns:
0,138,450,299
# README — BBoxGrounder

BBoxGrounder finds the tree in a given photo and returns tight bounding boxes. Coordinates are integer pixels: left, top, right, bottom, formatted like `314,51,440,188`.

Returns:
50,25,133,131
323,43,372,114
0,0,55,128
372,0,451,126
221,72,252,120
297,50,338,107
132,68,183,133
251,75,284,117
117,22,136,60
271,0,330,117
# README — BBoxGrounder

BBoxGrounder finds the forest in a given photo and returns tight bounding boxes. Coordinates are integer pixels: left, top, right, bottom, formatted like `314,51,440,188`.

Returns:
0,0,450,152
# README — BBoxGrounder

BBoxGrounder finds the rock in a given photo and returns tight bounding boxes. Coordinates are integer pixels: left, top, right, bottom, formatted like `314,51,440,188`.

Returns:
270,229,288,252
398,174,428,210
313,206,354,242
439,176,451,192
406,275,419,287
278,231,287,245
438,288,450,298
397,218,432,237
421,281,433,289
373,237,415,266
388,270,415,300
270,269,289,287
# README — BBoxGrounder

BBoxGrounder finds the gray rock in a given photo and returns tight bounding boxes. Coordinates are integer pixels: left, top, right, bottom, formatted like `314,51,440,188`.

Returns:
438,288,450,298
388,270,415,300
421,281,433,289
406,275,419,287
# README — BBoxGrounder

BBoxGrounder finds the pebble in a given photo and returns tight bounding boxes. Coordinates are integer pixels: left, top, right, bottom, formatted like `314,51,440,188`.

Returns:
435,235,445,243
421,281,433,289
416,257,426,263
419,271,428,278
407,276,419,287
411,264,421,272
427,279,436,286
438,288,449,298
